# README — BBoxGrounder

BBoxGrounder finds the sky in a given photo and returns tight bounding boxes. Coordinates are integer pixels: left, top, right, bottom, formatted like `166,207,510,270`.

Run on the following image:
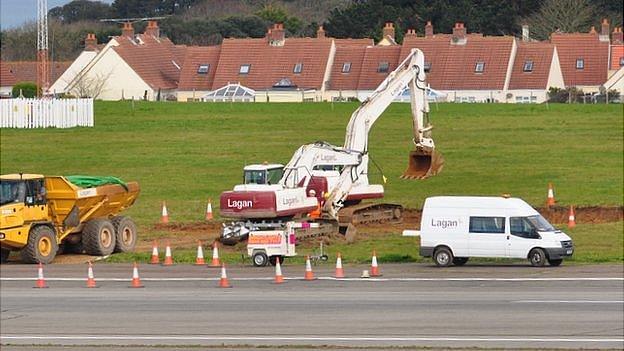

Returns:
1,0,113,30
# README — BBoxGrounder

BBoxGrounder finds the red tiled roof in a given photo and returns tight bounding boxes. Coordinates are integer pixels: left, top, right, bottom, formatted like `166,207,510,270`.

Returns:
509,42,555,90
356,45,401,90
3,61,71,84
611,44,624,70
334,38,374,47
212,37,333,90
329,45,367,90
400,35,514,90
178,46,221,90
550,33,609,86
0,61,17,87
113,34,187,90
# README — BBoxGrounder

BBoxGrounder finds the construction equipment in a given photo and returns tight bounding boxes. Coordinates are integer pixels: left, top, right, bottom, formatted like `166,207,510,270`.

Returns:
0,174,140,264
220,48,443,244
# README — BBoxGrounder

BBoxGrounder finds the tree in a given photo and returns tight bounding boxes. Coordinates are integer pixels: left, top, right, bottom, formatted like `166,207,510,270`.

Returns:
12,82,38,98
49,0,114,23
69,71,112,98
523,0,596,40
112,0,200,17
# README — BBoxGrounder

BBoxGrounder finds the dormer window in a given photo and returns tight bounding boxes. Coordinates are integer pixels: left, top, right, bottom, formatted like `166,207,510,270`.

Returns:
378,62,389,73
424,62,432,72
474,61,485,73
523,61,533,72
342,62,351,73
197,64,210,74
239,64,251,74
576,58,584,69
293,63,303,74
619,57,624,67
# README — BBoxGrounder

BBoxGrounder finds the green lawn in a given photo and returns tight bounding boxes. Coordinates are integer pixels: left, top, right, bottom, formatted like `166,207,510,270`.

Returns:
1,101,622,264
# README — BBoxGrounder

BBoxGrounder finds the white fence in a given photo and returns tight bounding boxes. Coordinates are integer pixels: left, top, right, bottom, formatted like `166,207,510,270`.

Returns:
0,98,94,128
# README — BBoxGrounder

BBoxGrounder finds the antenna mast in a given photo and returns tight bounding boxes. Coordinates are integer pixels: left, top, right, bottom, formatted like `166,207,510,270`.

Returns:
37,0,50,96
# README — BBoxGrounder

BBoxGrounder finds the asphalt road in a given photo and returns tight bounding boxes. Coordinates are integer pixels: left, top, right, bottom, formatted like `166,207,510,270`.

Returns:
1,263,623,350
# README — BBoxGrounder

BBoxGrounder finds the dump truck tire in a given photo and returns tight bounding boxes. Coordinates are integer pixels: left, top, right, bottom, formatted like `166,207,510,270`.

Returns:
20,225,58,264
1,248,10,263
112,216,137,253
83,219,116,256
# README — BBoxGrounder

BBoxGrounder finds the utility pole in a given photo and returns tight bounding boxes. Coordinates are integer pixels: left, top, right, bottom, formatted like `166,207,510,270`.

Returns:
37,0,50,97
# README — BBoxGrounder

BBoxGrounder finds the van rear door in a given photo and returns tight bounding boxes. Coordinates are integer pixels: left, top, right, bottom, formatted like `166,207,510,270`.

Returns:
468,216,507,257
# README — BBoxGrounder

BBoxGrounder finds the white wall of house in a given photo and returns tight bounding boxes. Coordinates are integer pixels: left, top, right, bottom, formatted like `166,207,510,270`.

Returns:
603,66,624,93
440,90,507,103
177,90,210,102
255,90,320,102
0,86,12,97
323,90,359,101
50,51,98,94
547,48,565,90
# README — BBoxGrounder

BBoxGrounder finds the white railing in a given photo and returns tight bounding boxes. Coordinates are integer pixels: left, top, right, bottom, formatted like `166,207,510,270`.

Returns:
0,98,94,128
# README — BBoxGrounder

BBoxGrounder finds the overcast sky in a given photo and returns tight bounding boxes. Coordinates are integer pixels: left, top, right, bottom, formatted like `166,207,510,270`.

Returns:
1,0,114,30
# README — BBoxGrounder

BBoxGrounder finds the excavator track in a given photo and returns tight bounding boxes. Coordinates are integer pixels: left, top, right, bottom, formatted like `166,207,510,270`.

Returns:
337,203,403,227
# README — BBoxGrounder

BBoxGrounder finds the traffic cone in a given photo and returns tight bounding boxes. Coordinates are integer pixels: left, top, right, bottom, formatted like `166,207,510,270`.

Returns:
568,205,576,228
130,262,144,288
304,256,315,281
86,261,97,288
273,257,285,284
546,183,555,207
209,241,221,267
370,250,381,277
149,240,160,264
161,201,169,224
218,264,232,288
334,252,345,278
34,262,48,288
205,199,213,221
162,241,174,266
195,240,205,265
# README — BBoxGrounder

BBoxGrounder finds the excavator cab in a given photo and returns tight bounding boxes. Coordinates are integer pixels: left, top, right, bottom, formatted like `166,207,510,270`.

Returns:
402,148,444,179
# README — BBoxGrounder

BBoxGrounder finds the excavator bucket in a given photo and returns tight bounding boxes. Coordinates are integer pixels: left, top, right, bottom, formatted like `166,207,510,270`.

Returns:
401,149,444,179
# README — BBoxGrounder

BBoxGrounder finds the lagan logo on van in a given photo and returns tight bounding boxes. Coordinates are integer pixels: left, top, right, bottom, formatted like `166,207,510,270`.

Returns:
431,218,459,229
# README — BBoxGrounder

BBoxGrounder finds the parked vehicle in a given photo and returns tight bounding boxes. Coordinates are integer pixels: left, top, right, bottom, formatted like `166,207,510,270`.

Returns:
418,196,574,267
246,221,320,266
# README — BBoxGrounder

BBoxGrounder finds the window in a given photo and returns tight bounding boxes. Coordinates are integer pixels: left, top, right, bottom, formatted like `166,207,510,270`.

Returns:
469,216,505,234
424,62,432,72
377,62,389,73
620,57,624,67
293,63,303,74
523,60,533,72
197,64,210,74
474,61,485,73
576,58,584,69
342,62,351,73
510,217,539,238
239,64,251,74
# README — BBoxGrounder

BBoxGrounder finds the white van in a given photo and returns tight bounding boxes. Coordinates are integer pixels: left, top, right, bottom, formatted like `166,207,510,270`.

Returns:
419,196,574,267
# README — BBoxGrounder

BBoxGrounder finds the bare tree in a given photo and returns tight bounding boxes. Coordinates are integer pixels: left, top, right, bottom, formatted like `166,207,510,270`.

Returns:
522,0,596,40
68,71,112,98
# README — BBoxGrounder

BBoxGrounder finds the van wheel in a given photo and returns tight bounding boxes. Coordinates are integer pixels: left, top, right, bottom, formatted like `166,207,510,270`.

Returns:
252,252,268,267
21,226,58,264
433,247,453,267
548,258,563,266
453,257,469,266
112,216,137,253
83,219,116,256
529,248,546,267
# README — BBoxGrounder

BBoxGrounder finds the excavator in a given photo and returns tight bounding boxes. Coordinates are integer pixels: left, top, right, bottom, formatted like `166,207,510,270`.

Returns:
219,48,443,245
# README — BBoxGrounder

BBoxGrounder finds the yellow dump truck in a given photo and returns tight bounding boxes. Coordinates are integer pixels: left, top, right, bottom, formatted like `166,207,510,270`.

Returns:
0,174,140,264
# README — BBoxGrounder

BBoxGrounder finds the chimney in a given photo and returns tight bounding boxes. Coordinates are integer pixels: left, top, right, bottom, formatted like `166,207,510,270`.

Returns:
383,22,395,41
85,33,97,51
613,27,623,44
405,28,417,39
452,22,467,44
425,21,433,38
122,22,134,38
145,20,160,37
267,23,285,46
589,26,597,34
317,25,326,39
522,24,530,42
601,18,610,36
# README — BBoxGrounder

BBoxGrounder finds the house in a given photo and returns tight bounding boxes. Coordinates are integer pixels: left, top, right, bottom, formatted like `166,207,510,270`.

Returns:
609,27,623,76
3,61,71,86
508,42,565,103
177,46,221,101
0,61,17,97
50,33,102,95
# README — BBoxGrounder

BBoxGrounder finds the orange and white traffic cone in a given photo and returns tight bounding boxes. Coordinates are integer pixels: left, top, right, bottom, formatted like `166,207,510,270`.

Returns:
205,199,213,221
546,183,555,207
304,256,315,281
370,250,381,277
195,240,205,265
34,262,48,288
568,205,576,228
209,241,221,267
130,262,144,288
149,240,160,264
273,257,285,284
162,241,174,266
334,252,345,278
218,264,232,288
161,201,169,224
86,261,97,288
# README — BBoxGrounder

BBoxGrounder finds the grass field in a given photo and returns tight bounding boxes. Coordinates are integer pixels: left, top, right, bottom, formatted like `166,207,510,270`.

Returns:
1,101,622,263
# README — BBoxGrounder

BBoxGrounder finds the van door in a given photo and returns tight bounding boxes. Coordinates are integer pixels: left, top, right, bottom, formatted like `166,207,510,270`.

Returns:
468,216,507,257
507,217,541,258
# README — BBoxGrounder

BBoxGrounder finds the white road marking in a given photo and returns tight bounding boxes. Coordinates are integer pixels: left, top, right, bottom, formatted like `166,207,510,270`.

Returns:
1,335,622,343
513,300,624,304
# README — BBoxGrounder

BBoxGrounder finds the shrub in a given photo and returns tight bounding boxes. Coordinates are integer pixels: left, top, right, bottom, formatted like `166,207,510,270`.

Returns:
11,82,38,98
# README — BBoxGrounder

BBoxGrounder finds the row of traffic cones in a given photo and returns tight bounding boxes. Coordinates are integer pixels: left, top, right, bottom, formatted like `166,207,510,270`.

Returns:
546,183,577,228
160,200,213,224
150,240,221,266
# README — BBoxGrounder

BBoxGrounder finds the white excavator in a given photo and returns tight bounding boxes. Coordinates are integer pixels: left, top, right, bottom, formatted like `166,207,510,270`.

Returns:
219,48,444,245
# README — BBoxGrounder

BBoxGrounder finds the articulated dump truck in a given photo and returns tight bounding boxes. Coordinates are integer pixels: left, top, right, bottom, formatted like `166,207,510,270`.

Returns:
0,174,140,264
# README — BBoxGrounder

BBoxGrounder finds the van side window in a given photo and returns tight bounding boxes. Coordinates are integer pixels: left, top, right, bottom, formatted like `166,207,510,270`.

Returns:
510,217,538,238
469,216,505,233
